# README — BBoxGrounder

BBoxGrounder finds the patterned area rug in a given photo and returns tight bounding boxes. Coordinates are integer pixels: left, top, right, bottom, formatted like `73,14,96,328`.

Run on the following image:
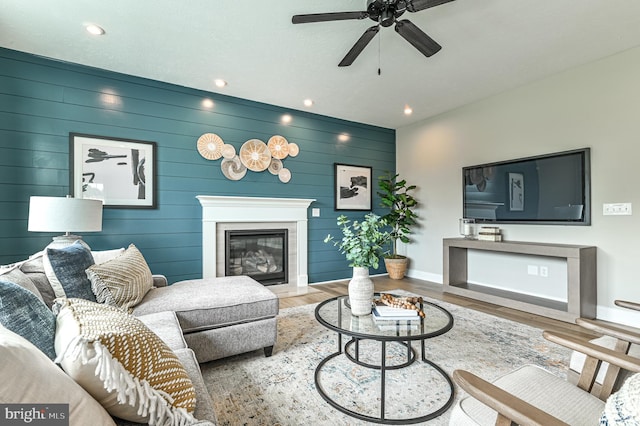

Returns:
200,292,571,425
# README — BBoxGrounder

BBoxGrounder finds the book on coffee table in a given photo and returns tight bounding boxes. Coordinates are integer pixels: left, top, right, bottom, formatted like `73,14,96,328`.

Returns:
372,305,420,322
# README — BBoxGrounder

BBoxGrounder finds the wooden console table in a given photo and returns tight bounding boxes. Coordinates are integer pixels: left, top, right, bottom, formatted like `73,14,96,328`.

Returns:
443,238,596,322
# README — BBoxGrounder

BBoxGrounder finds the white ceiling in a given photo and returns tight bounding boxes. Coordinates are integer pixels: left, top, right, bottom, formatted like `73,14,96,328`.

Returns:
3,0,640,129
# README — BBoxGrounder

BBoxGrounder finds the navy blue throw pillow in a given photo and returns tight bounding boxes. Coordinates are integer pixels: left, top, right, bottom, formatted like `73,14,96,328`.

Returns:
0,279,56,360
47,241,96,302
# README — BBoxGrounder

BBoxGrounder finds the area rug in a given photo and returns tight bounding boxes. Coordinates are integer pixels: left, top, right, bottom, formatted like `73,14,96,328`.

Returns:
200,292,571,425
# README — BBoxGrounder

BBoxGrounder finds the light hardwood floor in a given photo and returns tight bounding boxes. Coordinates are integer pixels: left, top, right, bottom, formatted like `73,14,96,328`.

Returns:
271,276,599,340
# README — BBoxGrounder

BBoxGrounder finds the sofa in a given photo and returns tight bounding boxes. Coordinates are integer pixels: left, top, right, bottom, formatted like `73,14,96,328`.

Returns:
0,242,279,425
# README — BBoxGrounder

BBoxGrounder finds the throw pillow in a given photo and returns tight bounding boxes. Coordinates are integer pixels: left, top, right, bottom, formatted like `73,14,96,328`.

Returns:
86,243,153,312
0,324,117,426
19,253,57,308
91,247,125,265
601,372,640,425
0,265,44,302
0,279,56,360
54,298,197,424
47,241,96,302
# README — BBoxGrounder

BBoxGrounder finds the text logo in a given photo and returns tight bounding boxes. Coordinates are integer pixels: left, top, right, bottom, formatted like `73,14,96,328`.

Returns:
1,404,68,425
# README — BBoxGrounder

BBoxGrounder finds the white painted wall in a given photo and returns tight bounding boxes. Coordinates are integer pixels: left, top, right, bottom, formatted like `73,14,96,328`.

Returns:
397,46,640,325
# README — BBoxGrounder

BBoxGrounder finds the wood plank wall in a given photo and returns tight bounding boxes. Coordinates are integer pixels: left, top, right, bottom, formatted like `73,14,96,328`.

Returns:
0,48,395,284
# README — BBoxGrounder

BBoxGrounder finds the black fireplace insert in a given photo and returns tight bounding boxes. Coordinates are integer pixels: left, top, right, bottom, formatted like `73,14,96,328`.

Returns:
225,229,288,285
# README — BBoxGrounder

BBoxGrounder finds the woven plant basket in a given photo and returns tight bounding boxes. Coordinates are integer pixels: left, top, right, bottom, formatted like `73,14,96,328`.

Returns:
384,257,408,280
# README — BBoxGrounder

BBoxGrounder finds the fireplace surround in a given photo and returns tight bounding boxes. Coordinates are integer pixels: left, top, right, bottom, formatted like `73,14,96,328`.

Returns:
197,196,315,286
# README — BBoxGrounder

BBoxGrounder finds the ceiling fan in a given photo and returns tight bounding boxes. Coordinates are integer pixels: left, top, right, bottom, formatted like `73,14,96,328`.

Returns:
292,0,455,67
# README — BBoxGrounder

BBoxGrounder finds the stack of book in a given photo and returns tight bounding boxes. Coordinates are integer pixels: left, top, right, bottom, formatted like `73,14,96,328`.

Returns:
372,302,421,322
478,226,502,242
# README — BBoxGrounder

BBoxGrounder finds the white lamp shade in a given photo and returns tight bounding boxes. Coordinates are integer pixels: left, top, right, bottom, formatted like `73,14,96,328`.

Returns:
28,196,103,233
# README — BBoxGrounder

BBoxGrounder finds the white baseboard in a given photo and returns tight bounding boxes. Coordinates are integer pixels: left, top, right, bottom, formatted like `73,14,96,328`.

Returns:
596,305,640,327
406,269,443,285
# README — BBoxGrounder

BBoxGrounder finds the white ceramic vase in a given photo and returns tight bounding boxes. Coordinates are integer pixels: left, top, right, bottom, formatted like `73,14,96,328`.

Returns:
349,266,374,316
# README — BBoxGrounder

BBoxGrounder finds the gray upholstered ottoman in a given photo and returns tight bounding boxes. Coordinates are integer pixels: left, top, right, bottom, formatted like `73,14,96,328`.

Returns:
133,275,279,363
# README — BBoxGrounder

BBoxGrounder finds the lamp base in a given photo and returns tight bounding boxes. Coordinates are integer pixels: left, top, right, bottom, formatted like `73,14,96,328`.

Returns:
48,235,90,250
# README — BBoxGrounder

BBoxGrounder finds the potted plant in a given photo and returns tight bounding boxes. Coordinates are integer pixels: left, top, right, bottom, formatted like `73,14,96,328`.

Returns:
324,213,389,316
378,172,419,279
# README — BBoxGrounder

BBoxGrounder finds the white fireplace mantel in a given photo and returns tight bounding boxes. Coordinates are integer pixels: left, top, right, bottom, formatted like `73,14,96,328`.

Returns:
197,195,315,286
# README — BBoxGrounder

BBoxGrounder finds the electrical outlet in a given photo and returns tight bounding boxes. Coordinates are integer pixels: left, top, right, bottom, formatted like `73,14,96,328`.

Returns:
603,203,632,215
540,266,548,277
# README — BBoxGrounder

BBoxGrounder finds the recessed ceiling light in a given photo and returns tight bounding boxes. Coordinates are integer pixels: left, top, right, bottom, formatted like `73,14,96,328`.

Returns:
404,105,413,115
214,79,227,88
85,24,105,36
303,99,314,107
202,99,214,108
338,133,350,142
281,114,292,124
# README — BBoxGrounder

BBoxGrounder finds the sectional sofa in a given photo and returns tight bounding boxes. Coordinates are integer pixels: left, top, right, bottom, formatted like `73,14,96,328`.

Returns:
0,242,279,425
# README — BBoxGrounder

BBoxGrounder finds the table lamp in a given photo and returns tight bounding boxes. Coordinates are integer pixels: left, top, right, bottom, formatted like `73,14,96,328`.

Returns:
28,196,103,249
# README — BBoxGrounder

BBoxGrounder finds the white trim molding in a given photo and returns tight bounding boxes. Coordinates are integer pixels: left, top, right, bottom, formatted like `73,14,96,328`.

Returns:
197,196,315,286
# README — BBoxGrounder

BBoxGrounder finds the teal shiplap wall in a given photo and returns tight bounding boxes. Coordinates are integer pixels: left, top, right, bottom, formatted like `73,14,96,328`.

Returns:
0,48,395,284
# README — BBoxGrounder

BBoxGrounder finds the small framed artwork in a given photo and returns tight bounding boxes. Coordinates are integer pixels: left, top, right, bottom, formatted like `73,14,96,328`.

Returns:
70,133,157,209
334,163,372,211
508,172,524,211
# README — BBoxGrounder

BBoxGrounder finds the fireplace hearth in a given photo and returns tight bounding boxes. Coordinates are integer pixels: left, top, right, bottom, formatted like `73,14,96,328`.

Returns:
225,229,288,285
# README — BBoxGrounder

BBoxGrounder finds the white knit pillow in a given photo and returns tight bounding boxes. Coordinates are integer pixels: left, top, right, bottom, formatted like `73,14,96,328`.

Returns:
87,244,153,312
54,298,197,425
601,373,640,424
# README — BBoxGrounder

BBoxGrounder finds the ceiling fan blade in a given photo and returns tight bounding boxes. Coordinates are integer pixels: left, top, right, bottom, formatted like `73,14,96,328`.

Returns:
395,19,442,57
292,11,368,24
406,0,455,13
338,26,380,67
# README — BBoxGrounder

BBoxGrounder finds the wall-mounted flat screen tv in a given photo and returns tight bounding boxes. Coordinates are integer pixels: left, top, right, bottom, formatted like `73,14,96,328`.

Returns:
463,148,591,225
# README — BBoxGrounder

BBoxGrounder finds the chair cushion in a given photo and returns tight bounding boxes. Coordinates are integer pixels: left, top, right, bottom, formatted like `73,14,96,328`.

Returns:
87,244,153,312
47,241,96,301
450,364,605,426
0,279,56,360
0,324,116,426
54,298,197,425
132,276,279,333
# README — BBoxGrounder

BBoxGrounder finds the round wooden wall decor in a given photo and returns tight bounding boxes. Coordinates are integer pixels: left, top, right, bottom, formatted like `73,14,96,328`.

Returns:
267,135,290,159
197,133,224,160
221,156,247,181
239,139,271,172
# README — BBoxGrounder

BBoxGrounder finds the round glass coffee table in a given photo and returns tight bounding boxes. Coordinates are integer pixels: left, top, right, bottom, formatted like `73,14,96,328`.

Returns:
314,294,454,424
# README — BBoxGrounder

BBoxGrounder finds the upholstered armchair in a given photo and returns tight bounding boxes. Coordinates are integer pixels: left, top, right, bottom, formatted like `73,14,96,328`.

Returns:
450,330,640,425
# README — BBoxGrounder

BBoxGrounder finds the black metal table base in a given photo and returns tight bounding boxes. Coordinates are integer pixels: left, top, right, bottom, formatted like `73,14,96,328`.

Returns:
314,336,454,424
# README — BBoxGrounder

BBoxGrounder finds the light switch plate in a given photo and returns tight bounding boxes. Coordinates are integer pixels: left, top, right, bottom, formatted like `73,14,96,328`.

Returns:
312,208,320,217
